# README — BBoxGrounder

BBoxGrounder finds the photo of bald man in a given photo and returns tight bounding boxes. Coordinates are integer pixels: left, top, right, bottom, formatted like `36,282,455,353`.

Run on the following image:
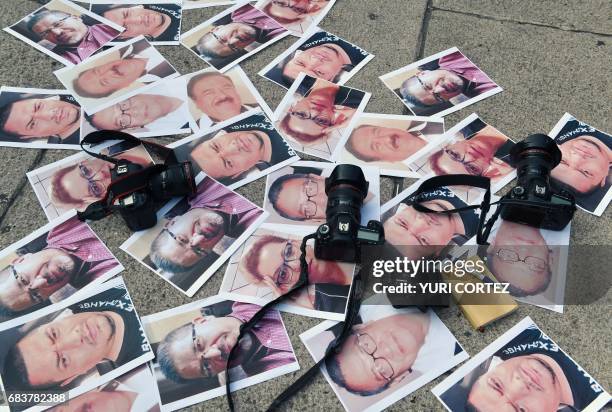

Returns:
0,87,83,149
301,305,467,411
0,278,153,411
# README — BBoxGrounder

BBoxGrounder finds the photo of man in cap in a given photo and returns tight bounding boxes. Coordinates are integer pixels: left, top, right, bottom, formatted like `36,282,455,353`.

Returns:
0,89,82,146
92,3,182,43
0,216,121,322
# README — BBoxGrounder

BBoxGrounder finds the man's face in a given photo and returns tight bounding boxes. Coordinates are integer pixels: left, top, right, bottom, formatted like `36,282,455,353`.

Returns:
286,89,336,139
433,137,499,176
350,125,423,162
383,200,464,247
192,131,271,180
56,158,113,207
104,6,169,39
49,390,134,412
488,221,550,295
3,98,80,139
31,14,88,46
191,75,243,122
333,314,427,394
154,208,226,268
0,249,75,312
468,355,566,412
17,311,118,388
76,58,147,97
200,23,257,57
402,69,465,106
266,0,326,21
273,174,327,220
166,315,242,380
91,94,167,130
551,136,610,194
283,44,348,82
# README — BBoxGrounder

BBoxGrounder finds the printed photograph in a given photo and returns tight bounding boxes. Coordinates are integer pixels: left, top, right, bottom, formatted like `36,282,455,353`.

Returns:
82,76,197,138
262,161,381,229
409,113,517,203
255,0,337,37
54,36,179,114
0,212,123,329
27,139,154,220
142,295,299,411
433,317,611,412
259,26,373,89
0,87,83,149
273,73,370,160
90,1,183,45
183,0,237,10
300,304,468,412
180,3,289,72
549,113,612,216
184,66,274,130
120,176,267,297
380,47,502,117
169,110,299,189
381,179,480,260
47,365,161,412
0,277,153,411
4,0,123,66
220,227,356,320
336,113,445,177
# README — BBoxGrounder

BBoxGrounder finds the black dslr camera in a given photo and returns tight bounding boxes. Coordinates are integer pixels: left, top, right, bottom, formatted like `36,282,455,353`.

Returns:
314,164,385,263
77,131,196,231
500,133,576,230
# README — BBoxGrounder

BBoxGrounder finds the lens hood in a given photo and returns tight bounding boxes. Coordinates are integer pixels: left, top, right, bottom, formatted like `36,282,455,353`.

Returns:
510,133,562,167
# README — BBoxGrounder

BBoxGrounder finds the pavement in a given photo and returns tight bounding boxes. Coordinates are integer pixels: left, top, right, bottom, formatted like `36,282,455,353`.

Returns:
0,1,610,411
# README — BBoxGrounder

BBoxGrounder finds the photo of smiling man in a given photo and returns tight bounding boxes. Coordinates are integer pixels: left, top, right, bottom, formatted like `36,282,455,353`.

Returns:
255,0,335,36
301,305,467,412
170,111,298,189
90,1,182,45
142,296,298,410
0,87,83,149
55,36,178,114
380,47,502,117
548,113,612,216
181,3,289,72
0,277,153,411
433,317,611,412
4,0,123,66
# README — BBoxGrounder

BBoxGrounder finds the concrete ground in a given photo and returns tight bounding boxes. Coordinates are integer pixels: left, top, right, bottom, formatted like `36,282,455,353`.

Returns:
0,1,610,411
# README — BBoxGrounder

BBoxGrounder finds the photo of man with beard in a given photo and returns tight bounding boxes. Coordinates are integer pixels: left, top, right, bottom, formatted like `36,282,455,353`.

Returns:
0,88,82,148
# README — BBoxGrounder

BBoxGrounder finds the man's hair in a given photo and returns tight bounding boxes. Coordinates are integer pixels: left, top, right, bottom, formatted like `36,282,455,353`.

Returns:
279,113,326,144
0,101,18,138
149,230,197,274
156,324,190,383
243,235,287,282
2,345,32,390
186,71,233,100
324,339,390,396
344,125,378,162
49,164,82,208
195,32,232,60
267,173,308,221
428,149,445,175
486,253,552,297
72,71,113,99
465,400,481,412
26,10,70,35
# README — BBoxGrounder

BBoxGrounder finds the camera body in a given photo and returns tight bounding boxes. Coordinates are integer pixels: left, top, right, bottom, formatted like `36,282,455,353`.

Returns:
314,164,385,263
500,133,576,230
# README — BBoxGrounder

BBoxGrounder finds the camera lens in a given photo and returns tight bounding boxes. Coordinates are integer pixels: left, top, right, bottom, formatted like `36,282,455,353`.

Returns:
510,133,561,191
149,162,196,200
325,164,369,224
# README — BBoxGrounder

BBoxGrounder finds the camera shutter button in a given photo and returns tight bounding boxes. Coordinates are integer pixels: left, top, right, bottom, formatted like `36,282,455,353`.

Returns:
319,224,330,236
512,186,525,197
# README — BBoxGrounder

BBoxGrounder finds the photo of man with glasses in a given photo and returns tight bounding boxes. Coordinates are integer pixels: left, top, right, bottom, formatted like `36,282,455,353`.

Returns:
258,0,333,36
0,215,121,323
6,0,122,65
276,75,368,159
183,3,287,71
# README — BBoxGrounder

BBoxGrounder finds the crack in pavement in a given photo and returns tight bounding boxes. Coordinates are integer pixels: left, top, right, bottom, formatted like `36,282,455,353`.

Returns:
432,6,612,37
415,0,434,60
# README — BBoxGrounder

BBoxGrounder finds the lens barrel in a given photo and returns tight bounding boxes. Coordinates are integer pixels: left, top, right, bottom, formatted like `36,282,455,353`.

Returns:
149,162,196,200
325,164,369,224
510,133,561,191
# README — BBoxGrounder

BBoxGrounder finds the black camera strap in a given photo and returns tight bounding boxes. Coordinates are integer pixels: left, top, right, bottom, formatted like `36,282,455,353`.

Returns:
225,233,364,411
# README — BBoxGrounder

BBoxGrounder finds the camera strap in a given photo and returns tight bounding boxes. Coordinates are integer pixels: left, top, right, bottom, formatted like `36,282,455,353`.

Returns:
410,174,502,245
225,233,364,411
